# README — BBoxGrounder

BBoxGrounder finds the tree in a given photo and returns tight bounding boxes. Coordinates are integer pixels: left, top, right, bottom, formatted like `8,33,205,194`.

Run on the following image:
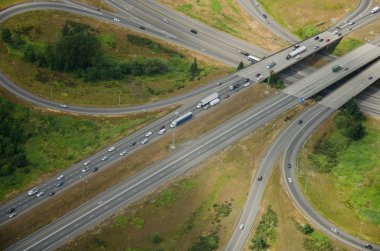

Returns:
150,232,162,244
189,57,199,79
302,224,314,235
237,60,244,71
1,28,12,43
250,236,267,250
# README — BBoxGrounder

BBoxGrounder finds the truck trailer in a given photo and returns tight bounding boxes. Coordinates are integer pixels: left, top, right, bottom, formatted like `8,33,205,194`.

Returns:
229,83,240,91
287,45,307,59
196,93,219,108
170,112,193,128
209,98,220,107
371,6,380,13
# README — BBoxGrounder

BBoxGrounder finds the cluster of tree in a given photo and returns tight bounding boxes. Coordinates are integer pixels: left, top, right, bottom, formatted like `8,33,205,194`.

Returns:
127,34,183,58
250,205,278,250
189,58,199,80
309,98,365,173
1,21,170,82
0,97,29,177
267,71,285,89
189,233,219,251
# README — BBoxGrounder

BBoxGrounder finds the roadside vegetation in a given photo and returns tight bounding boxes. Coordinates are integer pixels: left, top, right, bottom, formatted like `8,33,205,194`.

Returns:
245,166,351,251
76,0,116,12
257,0,357,38
0,11,228,106
0,94,169,202
298,99,380,244
331,37,363,56
157,0,287,51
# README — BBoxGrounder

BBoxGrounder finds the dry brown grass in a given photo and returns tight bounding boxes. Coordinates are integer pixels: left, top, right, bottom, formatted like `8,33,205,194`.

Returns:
58,94,310,251
157,0,288,52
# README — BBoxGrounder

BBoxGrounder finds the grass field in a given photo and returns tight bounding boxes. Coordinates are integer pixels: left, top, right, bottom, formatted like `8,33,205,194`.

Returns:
331,37,363,56
157,0,287,51
298,115,380,244
0,11,229,107
258,0,357,37
57,100,309,251
0,92,172,203
0,83,293,249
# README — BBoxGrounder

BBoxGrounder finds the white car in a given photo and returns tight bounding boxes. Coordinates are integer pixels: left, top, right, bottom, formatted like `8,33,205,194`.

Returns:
113,18,120,22
158,128,166,135
83,160,91,166
163,18,169,23
101,156,108,161
108,146,115,152
313,45,320,49
332,30,338,35
59,104,68,108
28,187,38,196
239,224,244,230
330,227,339,234
145,131,152,137
9,213,17,218
82,166,89,172
287,177,293,183
141,138,149,144
256,74,263,81
243,82,250,87
119,150,127,156
56,175,64,181
36,191,44,197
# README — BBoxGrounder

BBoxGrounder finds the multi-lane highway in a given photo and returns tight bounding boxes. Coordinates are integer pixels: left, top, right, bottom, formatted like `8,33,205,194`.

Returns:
6,36,380,250
1,1,380,250
226,58,380,251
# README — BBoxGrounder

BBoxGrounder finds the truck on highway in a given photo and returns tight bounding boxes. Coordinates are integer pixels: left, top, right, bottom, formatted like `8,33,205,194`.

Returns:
287,45,307,59
370,6,380,13
332,64,342,72
196,93,219,108
229,83,240,91
209,98,220,107
170,112,193,128
247,55,261,63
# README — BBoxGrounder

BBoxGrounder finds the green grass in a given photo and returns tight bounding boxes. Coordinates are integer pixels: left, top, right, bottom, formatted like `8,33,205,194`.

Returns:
0,11,227,107
210,0,222,12
0,94,166,202
298,117,380,243
332,38,363,56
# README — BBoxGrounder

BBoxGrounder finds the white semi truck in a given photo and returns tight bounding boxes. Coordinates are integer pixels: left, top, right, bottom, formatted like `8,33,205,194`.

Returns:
209,98,220,107
196,93,219,108
371,6,380,14
287,45,307,59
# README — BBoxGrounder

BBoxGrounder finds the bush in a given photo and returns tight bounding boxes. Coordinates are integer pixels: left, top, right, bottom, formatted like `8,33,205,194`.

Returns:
150,232,162,244
250,205,278,250
189,234,219,251
301,224,314,235
296,24,320,39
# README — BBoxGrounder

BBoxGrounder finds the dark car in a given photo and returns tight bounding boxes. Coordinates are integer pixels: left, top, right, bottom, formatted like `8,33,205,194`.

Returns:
294,44,300,48
49,191,55,196
160,125,166,130
55,181,64,187
368,76,373,80
314,36,319,41
319,38,324,42
7,208,15,214
129,142,136,146
298,120,303,124
257,176,263,181
139,26,145,30
262,14,267,18
92,167,99,172
244,78,250,83
225,94,230,99
326,38,330,42
364,244,373,249
287,163,292,168
190,29,198,34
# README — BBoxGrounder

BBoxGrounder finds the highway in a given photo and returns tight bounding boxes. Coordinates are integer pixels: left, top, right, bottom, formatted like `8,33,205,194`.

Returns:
6,37,380,250
226,59,380,250
2,37,380,224
0,1,378,116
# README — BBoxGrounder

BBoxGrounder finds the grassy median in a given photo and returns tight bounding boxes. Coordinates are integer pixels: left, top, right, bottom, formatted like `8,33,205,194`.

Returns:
298,114,380,244
0,11,229,107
